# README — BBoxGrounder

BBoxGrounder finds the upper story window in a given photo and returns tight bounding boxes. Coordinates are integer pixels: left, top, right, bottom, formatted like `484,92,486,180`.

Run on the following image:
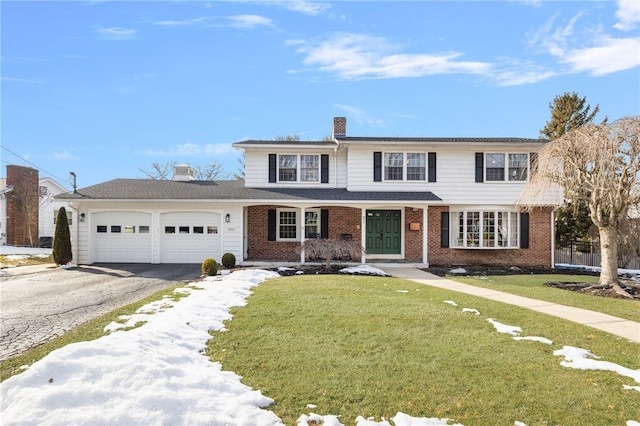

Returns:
278,155,297,182
270,154,327,183
485,153,529,182
374,151,435,183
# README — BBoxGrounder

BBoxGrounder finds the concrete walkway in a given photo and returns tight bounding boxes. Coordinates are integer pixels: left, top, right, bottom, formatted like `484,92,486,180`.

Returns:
385,267,640,343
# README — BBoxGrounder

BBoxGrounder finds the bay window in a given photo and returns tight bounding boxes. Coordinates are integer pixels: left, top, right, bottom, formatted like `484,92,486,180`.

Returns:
451,210,519,248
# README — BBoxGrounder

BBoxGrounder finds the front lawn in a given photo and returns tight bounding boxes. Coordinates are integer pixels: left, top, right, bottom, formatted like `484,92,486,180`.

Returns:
447,273,640,323
208,275,640,426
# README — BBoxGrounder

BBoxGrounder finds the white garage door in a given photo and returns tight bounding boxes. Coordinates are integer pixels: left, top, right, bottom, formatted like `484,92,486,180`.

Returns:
93,212,152,263
160,212,221,263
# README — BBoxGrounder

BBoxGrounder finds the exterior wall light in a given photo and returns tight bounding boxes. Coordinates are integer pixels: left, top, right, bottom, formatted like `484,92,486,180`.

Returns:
225,214,230,223
80,213,86,222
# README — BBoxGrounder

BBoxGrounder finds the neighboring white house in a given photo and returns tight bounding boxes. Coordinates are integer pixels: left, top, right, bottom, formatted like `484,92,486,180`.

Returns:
1,175,70,247
57,117,556,267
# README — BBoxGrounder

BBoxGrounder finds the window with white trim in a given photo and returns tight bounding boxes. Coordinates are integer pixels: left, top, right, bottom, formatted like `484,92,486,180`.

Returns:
277,154,320,183
276,208,321,241
278,155,297,182
451,210,519,248
486,153,529,181
384,152,427,181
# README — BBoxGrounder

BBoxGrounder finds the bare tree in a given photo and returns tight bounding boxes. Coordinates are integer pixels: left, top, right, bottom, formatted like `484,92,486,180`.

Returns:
522,117,640,297
139,162,176,180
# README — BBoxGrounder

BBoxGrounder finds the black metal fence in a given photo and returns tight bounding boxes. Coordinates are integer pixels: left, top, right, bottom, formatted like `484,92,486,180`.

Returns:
555,241,640,270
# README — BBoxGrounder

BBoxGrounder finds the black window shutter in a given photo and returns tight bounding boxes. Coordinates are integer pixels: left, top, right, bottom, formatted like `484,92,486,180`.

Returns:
267,209,276,241
475,153,484,183
373,152,382,182
320,209,329,239
520,212,530,249
441,212,450,248
428,152,437,182
268,154,277,183
321,154,329,183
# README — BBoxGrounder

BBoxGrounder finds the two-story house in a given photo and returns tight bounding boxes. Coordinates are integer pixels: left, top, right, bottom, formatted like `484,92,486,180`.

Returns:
57,117,555,267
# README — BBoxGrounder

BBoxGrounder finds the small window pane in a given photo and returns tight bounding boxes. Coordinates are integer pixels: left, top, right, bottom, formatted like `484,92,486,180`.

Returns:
279,211,297,239
111,226,121,233
139,226,150,234
179,226,189,234
406,153,426,181
305,211,319,238
510,212,519,247
384,153,403,180
300,155,319,182
466,212,480,247
482,212,495,248
207,226,218,234
279,155,297,182
194,226,204,234
165,226,176,234
509,154,528,181
97,225,107,233
124,225,135,234
486,153,505,181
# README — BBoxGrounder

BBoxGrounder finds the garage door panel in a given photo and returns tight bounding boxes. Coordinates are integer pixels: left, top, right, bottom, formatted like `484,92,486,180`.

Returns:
160,212,220,263
93,212,152,263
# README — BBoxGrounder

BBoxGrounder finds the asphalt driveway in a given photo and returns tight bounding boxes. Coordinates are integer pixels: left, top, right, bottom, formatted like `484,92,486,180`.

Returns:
0,264,201,362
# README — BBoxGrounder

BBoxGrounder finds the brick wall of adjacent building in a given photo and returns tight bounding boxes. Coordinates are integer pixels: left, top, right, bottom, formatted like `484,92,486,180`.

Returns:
245,205,362,262
6,165,39,247
427,205,554,268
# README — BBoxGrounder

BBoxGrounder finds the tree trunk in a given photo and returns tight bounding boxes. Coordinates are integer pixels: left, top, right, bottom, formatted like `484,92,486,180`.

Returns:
598,225,618,287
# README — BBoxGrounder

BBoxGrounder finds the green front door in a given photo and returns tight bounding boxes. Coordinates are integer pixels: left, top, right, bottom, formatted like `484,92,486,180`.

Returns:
366,210,401,255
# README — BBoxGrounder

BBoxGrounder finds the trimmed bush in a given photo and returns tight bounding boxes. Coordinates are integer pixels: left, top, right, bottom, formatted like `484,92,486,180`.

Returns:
201,258,218,276
53,207,73,265
221,252,236,269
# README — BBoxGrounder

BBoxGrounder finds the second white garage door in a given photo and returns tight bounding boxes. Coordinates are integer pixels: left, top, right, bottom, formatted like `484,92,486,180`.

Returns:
160,212,221,263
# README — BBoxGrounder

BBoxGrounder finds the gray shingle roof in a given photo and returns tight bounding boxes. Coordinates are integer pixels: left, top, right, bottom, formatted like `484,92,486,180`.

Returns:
233,137,547,146
55,179,441,202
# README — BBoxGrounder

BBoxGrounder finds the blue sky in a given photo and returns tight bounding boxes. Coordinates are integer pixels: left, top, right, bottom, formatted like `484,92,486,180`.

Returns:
2,0,639,190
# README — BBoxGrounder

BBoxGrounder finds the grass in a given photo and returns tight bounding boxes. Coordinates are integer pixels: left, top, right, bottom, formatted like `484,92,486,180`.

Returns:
207,275,640,426
0,284,189,383
0,253,54,267
446,273,640,323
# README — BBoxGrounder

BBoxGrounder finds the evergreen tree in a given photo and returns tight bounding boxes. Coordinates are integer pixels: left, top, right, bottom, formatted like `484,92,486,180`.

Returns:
541,92,605,246
53,207,73,265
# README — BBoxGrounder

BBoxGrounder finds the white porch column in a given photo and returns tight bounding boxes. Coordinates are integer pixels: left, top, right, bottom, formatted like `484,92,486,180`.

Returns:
300,207,306,264
423,206,429,266
360,208,366,264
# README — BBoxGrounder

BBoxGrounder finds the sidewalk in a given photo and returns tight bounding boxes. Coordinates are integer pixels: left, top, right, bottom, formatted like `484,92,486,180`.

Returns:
386,267,640,343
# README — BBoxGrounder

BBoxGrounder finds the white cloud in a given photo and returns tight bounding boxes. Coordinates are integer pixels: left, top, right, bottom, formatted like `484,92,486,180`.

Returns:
562,36,640,76
333,104,385,128
96,27,137,40
614,0,640,31
227,14,274,29
1,77,44,84
54,151,79,161
142,143,234,157
153,17,209,27
275,0,332,16
293,33,491,80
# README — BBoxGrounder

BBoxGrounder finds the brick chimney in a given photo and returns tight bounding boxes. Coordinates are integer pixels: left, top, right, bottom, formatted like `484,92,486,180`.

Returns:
332,117,346,138
6,165,39,247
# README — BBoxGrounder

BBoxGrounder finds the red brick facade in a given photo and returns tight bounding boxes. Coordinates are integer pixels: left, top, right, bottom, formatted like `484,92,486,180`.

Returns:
6,165,40,247
427,205,553,267
246,205,363,261
245,204,553,267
